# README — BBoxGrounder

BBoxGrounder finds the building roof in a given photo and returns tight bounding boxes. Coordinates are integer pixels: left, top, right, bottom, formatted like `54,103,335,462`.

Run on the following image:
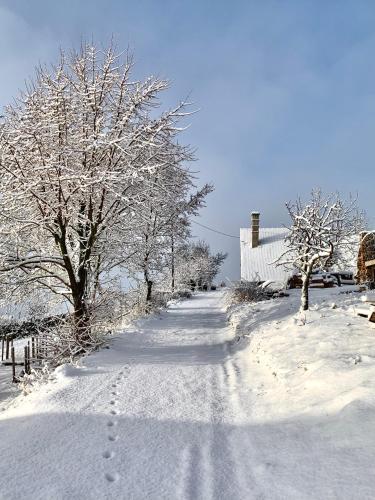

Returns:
240,227,290,282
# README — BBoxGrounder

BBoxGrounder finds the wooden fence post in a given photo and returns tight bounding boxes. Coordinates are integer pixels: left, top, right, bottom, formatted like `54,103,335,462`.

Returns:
24,346,29,375
1,337,4,361
27,344,31,374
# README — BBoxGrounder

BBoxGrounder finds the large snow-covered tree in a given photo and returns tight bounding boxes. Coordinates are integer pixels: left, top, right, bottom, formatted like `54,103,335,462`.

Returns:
276,190,364,311
0,43,197,339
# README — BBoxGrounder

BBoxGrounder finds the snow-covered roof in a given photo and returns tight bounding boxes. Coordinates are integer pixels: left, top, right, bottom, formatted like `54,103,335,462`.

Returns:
240,228,290,282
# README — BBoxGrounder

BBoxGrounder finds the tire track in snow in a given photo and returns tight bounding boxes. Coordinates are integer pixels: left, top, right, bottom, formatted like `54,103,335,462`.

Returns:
174,302,256,499
209,343,264,498
209,360,250,499
179,443,213,500
175,359,214,500
220,352,268,498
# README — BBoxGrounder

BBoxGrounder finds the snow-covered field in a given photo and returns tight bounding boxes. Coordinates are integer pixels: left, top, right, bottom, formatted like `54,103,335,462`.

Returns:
1,289,375,499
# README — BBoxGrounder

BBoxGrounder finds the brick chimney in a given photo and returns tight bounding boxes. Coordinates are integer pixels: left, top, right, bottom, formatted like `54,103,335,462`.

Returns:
251,211,260,248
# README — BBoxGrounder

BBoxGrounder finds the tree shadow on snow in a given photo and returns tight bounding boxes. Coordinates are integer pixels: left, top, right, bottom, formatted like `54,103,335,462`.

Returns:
0,404,374,500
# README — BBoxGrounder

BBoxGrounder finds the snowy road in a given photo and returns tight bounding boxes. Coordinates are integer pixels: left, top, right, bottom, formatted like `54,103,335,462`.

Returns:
0,291,258,500
2,290,374,499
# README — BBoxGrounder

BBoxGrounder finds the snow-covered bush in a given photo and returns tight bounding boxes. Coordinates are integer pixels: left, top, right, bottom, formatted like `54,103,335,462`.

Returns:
226,280,269,304
173,241,227,291
35,315,104,366
170,290,192,300
18,363,52,394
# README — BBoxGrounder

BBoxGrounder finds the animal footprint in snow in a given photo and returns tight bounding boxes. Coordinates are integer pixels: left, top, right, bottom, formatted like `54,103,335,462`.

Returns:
109,409,117,415
109,400,116,405
111,391,117,396
111,384,117,388
108,434,119,442
107,420,116,427
105,472,119,482
102,450,114,459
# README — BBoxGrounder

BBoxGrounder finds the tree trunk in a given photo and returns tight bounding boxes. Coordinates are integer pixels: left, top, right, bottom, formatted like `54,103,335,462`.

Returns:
144,265,153,304
70,271,90,343
72,293,90,341
171,234,175,293
56,220,91,342
301,270,311,311
146,279,153,302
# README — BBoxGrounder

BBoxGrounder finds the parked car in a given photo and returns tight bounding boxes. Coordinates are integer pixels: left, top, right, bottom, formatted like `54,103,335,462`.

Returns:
330,271,355,286
261,280,285,291
288,270,340,289
310,272,336,288
260,280,289,298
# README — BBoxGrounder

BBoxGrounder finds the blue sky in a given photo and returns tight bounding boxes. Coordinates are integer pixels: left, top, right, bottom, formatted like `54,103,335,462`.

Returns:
1,1,375,279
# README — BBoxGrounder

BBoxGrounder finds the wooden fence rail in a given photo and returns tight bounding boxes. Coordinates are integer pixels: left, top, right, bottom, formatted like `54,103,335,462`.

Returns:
1,335,50,383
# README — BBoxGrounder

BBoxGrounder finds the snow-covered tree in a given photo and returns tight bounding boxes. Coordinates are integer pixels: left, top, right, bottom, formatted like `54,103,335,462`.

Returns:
129,151,213,304
276,190,364,311
174,240,227,291
165,187,214,293
0,43,197,341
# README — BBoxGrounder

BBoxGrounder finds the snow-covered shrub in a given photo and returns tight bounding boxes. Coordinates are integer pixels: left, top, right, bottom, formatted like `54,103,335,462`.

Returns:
19,363,52,394
35,315,104,366
170,290,192,300
0,314,66,341
226,280,269,305
172,241,227,292
149,291,171,309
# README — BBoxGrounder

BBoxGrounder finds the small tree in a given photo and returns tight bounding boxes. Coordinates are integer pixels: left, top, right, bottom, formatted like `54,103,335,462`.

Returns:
276,190,364,311
174,240,227,291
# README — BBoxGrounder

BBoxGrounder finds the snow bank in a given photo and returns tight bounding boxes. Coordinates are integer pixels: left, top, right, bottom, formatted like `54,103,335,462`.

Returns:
230,287,375,420
225,287,375,496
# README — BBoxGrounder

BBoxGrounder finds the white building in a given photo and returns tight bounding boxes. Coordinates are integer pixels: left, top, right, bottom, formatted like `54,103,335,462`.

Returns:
240,212,290,283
